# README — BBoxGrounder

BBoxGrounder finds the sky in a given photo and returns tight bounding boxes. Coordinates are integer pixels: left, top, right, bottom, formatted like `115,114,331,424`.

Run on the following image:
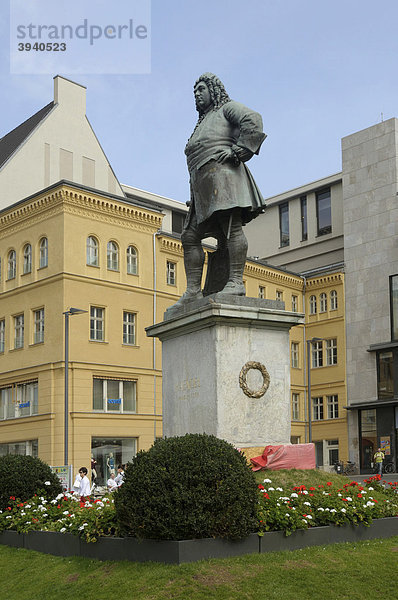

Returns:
2,0,398,205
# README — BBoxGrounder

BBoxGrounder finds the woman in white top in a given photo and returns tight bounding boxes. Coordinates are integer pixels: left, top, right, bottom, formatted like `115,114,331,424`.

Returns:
73,467,91,497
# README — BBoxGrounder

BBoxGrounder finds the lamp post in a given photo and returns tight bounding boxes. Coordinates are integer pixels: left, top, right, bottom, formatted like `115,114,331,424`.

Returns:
306,337,323,444
64,308,87,467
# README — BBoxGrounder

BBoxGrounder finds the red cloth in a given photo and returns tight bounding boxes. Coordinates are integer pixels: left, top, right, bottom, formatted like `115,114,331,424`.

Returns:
250,443,316,471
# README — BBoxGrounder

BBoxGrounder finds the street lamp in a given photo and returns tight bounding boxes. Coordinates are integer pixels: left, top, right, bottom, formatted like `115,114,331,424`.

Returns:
63,308,87,467
306,337,323,444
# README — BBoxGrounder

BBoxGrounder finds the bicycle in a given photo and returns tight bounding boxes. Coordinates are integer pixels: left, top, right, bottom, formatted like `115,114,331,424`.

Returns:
343,461,357,475
372,462,394,475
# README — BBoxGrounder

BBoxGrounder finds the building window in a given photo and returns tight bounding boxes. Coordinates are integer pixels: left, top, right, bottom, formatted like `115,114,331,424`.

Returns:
39,238,48,268
300,196,307,241
90,307,104,341
316,188,331,236
327,395,339,419
107,241,119,271
127,246,138,275
8,250,16,279
172,212,185,234
0,256,2,280
330,290,338,310
93,379,136,413
377,351,394,398
309,295,317,314
291,342,299,368
327,440,339,466
276,290,283,301
167,261,176,286
91,436,137,486
0,440,38,457
279,202,289,247
311,340,323,368
290,436,301,444
23,244,32,274
0,382,38,420
319,293,327,313
86,236,99,266
258,286,266,299
123,311,136,345
14,314,24,349
292,393,299,420
391,275,398,341
0,320,4,353
291,295,298,312
312,396,324,420
34,309,45,344
326,338,337,366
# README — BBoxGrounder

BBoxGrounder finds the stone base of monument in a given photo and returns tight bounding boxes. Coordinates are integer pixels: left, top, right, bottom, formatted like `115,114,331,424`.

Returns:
146,295,304,447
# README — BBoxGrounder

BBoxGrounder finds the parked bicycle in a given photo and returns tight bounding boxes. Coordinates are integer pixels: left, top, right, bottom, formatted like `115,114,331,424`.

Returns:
373,462,394,475
343,461,357,475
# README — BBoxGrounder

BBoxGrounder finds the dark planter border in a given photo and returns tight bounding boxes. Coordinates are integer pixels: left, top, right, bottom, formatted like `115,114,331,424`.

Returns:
0,518,397,564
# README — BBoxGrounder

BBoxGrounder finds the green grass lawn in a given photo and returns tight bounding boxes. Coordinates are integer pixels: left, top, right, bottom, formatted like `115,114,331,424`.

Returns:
0,537,397,600
253,468,357,488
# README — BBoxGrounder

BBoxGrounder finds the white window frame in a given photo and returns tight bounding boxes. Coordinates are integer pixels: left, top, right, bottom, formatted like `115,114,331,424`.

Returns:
86,236,99,267
291,295,298,312
327,395,339,419
319,292,327,313
330,290,338,310
0,382,38,420
92,378,136,413
292,393,299,421
39,238,48,268
312,396,324,421
34,309,45,344
309,295,317,314
0,319,4,353
258,285,265,299
276,290,283,301
291,342,299,368
107,241,119,271
127,246,138,275
123,311,136,345
23,244,32,274
326,338,337,366
8,250,16,279
311,340,323,368
14,314,24,349
167,261,176,286
90,307,104,342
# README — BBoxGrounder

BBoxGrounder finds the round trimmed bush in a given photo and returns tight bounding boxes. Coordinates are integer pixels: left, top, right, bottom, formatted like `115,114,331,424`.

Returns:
114,433,259,540
0,454,63,510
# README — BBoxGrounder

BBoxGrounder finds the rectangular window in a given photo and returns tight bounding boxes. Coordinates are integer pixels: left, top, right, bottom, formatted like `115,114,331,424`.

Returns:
258,286,266,299
276,290,283,301
311,340,323,368
172,212,185,234
300,196,307,241
279,202,289,247
313,397,324,420
327,395,339,419
90,307,104,341
0,382,38,420
91,437,137,486
326,338,337,366
391,275,398,341
123,311,136,345
92,378,136,414
327,439,339,466
34,309,44,344
292,393,299,420
291,295,298,312
167,261,176,286
316,188,331,236
377,351,394,398
291,342,299,368
0,319,4,353
0,440,38,457
14,314,24,349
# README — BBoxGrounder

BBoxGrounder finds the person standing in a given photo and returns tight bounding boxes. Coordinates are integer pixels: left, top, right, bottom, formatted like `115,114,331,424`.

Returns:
373,447,385,477
73,467,91,498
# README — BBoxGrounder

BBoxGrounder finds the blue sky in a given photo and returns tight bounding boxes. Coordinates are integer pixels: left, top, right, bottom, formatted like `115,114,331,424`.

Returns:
2,1,398,204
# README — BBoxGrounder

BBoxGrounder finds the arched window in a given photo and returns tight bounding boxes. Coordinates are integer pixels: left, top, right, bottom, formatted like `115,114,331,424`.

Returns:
309,295,317,315
8,250,16,279
23,244,32,274
330,290,338,310
319,292,327,313
127,245,138,275
86,236,99,266
39,237,48,268
107,241,119,271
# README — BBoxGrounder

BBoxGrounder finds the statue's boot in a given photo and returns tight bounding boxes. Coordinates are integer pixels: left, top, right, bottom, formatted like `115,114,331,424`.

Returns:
218,221,248,297
169,230,205,310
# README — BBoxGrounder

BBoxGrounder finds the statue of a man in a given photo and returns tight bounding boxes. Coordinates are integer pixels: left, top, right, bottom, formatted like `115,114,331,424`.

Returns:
175,73,266,306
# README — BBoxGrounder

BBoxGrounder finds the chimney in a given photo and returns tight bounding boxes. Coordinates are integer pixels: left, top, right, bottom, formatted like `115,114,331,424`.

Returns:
53,75,87,115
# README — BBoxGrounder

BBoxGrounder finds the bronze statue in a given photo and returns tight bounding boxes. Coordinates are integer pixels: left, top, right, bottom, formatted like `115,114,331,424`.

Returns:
174,73,266,307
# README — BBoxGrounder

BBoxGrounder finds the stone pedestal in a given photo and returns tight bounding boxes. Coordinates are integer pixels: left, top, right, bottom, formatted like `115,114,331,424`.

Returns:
146,295,304,448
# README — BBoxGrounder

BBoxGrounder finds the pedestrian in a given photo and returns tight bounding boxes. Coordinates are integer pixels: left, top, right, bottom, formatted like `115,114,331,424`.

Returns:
115,464,125,487
373,447,385,477
107,472,118,493
73,466,91,498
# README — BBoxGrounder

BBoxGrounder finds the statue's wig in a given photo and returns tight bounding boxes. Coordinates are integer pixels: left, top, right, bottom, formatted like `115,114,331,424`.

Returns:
194,73,231,116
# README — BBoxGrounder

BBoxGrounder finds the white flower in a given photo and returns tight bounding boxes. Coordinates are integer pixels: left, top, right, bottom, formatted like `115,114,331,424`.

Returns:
268,487,275,491
20,511,26,516
50,500,57,505
302,519,307,523
25,504,31,509
368,487,374,491
330,509,336,513
290,493,298,498
304,502,311,506
276,487,283,492
317,508,324,512
307,515,313,519
338,493,342,497
63,510,69,515
341,508,346,513
43,514,48,517
6,516,11,519
263,478,272,483
345,497,352,502
302,490,308,495
325,508,330,512
44,481,51,486
60,527,66,533
285,513,290,517
56,493,64,500
277,503,281,507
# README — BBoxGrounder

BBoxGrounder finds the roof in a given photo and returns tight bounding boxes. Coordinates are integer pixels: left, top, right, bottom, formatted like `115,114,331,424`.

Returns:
0,101,55,170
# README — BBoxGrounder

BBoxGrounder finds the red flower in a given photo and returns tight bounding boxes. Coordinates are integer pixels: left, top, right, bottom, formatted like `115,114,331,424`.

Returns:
258,484,265,490
309,487,316,491
326,482,332,486
7,507,11,511
9,496,15,500
357,494,363,498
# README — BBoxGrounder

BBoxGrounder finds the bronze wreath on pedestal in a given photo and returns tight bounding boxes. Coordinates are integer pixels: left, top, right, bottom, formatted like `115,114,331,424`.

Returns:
239,361,270,398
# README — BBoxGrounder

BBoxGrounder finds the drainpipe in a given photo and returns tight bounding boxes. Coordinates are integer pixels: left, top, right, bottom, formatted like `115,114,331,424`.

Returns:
152,230,160,443
302,275,308,443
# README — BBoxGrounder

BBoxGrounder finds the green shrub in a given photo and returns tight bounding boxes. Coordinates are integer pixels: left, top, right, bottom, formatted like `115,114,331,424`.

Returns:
0,454,63,510
114,433,259,540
